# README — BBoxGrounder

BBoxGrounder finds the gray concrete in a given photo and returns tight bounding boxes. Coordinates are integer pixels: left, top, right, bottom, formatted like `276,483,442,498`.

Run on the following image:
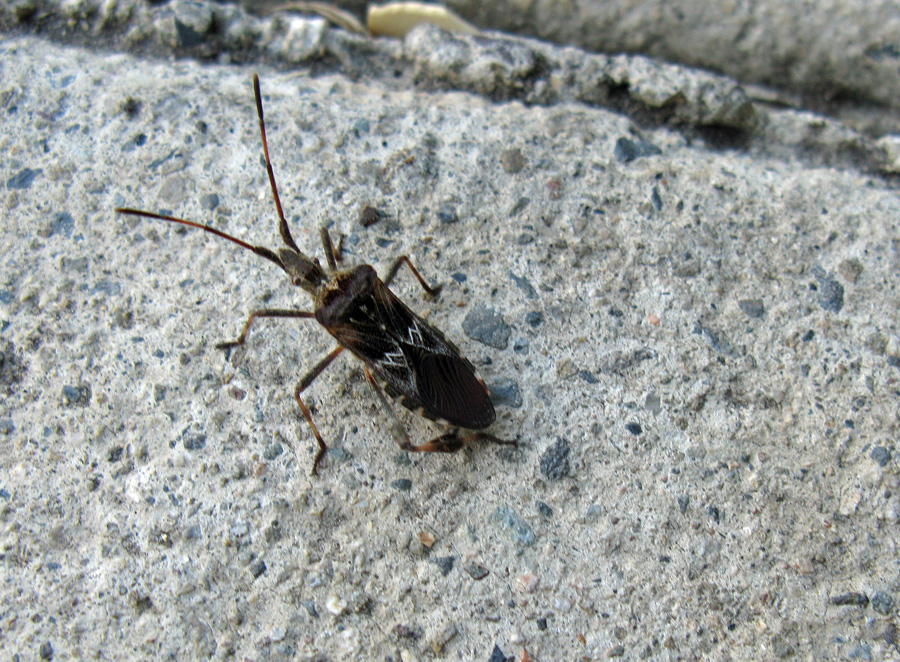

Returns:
1,9,899,662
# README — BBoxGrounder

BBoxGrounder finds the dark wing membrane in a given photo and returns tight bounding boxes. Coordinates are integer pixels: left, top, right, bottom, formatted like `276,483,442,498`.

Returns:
414,352,495,429
325,277,492,425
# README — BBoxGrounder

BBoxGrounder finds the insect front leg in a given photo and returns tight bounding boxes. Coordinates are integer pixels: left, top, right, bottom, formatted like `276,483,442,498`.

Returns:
319,227,345,270
383,255,442,298
294,346,345,476
216,309,316,352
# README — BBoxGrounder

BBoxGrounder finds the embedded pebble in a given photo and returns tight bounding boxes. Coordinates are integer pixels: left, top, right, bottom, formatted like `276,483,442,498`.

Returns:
556,358,578,379
61,384,91,407
432,556,455,576
465,563,489,580
488,644,508,662
870,446,891,467
501,148,526,173
614,136,661,163
829,592,868,607
7,167,41,189
608,644,626,657
516,571,540,593
263,442,283,460
525,311,543,327
183,434,206,451
359,204,384,227
578,370,598,384
47,211,74,238
437,203,458,223
199,192,219,210
738,299,766,318
872,591,894,615
430,623,458,653
490,506,535,546
540,438,570,481
509,271,537,299
463,305,511,349
489,378,522,407
811,265,844,313
838,258,863,283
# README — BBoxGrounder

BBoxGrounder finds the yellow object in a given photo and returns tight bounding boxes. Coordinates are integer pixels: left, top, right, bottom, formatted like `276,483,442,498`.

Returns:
367,2,478,38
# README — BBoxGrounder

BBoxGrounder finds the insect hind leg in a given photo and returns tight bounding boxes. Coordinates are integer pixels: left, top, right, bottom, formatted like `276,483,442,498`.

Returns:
364,369,514,454
363,368,415,448
408,431,515,454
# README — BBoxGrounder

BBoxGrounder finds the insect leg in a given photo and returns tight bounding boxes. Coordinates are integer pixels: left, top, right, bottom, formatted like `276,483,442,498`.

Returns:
319,227,339,271
294,346,345,475
364,369,515,455
216,309,316,352
411,430,516,453
383,255,442,298
363,368,415,448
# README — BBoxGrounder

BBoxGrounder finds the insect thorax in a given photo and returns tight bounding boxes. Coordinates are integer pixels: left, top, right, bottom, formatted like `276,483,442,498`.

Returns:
315,264,378,327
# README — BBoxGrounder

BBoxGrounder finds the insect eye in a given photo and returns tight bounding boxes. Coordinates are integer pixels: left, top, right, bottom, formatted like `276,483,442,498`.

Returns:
291,276,304,287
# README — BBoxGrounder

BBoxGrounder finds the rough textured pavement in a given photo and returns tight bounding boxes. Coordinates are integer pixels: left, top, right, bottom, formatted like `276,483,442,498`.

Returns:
1,4,899,661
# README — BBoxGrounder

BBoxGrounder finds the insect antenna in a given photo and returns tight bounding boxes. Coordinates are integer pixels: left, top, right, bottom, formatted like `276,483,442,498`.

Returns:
253,74,302,257
114,207,284,268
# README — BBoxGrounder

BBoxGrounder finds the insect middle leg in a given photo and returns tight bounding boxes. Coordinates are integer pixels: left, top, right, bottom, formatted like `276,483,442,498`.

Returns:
294,346,345,476
216,309,316,351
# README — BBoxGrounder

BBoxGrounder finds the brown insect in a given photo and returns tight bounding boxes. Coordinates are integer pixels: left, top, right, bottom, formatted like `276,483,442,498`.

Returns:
117,75,511,475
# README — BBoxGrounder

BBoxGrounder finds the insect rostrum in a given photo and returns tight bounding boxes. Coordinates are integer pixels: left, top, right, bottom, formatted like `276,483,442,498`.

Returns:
116,75,510,475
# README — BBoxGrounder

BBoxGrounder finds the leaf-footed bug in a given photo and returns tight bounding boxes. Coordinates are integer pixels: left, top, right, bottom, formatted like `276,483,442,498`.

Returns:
117,75,512,475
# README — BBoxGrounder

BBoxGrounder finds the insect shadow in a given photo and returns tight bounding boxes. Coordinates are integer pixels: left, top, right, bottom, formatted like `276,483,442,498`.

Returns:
117,75,512,475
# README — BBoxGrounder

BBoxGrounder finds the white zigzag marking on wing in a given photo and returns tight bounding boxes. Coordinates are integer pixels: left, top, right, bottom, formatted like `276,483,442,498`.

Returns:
381,349,406,367
406,321,425,348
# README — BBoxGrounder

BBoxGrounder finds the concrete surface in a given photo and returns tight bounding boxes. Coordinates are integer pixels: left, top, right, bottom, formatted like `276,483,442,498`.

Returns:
1,8,899,662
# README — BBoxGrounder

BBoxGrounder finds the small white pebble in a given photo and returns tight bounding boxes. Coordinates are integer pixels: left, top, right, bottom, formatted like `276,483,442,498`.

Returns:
325,594,346,616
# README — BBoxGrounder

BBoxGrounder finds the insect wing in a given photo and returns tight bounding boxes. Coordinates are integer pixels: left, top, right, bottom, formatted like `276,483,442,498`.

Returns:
325,276,495,428
414,352,495,429
369,280,495,429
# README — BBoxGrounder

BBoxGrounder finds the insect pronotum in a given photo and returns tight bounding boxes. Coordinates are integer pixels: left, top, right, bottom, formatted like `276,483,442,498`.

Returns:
117,75,511,475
